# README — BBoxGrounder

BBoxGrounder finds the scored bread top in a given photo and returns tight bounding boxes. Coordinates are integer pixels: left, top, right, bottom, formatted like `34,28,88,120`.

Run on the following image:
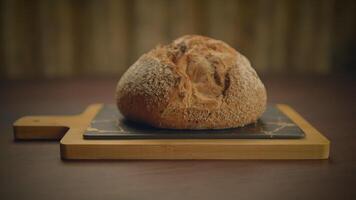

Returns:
116,35,267,129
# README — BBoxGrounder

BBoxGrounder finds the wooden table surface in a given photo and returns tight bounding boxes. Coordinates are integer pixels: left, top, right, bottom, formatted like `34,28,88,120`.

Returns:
0,75,355,200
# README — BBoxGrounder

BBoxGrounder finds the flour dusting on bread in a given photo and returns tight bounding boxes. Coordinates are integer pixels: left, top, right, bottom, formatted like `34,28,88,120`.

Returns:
116,35,267,129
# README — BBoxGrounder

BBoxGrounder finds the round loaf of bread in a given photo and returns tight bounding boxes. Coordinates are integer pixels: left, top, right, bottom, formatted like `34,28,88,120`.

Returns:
116,35,267,129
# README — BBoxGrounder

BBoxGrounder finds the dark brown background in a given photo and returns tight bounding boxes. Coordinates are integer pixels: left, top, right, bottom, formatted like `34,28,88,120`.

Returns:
1,0,356,79
0,76,355,200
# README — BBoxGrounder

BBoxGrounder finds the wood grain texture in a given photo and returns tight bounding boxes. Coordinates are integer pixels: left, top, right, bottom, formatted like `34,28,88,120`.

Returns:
270,0,288,73
132,0,169,60
39,0,74,77
233,0,259,64
313,0,334,74
89,0,129,75
332,0,356,73
2,0,40,78
13,104,329,160
1,0,354,78
252,0,273,72
168,0,199,38
206,0,238,47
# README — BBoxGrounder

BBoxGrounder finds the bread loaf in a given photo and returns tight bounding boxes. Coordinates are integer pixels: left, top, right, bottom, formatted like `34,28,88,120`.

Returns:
116,35,267,129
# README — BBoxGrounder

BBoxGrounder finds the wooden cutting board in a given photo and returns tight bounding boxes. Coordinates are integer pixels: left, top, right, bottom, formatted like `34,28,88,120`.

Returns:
13,104,330,160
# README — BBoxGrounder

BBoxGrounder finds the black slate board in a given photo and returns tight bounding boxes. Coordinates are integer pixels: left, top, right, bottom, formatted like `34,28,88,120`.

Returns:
83,105,305,140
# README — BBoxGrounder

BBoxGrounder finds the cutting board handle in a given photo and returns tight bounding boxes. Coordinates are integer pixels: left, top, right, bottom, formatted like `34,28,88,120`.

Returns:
13,104,103,140
13,116,75,140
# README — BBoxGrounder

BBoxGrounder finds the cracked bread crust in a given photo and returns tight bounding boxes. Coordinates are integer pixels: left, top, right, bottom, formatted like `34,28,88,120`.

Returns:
116,35,267,129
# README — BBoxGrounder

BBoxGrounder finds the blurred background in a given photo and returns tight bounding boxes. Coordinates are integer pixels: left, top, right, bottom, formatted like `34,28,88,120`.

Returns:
0,0,355,79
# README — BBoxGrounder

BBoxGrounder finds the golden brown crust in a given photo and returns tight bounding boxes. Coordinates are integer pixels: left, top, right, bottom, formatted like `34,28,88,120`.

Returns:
116,35,267,129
